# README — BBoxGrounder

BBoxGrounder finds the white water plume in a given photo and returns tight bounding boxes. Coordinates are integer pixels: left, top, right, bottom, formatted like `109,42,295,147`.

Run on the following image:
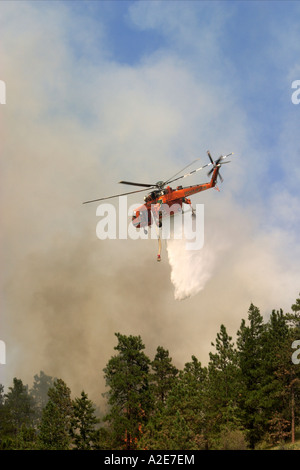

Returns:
166,209,216,301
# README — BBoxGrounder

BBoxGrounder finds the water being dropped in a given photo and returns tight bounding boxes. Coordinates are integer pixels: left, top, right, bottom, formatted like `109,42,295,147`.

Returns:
166,210,216,300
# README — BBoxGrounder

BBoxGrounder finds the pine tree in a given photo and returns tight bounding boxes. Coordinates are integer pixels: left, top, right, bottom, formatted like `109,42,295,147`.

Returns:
207,324,241,437
167,356,208,448
29,371,54,425
103,333,152,449
260,309,290,438
0,378,36,449
4,378,35,437
71,391,100,450
236,304,265,449
30,371,54,410
291,293,300,323
151,346,178,406
288,293,300,442
0,384,4,406
273,294,300,444
139,356,207,450
0,384,12,449
38,379,73,450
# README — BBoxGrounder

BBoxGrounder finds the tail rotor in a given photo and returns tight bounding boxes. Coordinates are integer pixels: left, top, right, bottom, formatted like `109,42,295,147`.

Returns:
207,151,232,183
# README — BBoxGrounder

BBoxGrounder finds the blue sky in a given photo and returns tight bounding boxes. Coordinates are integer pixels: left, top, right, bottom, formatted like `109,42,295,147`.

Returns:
1,0,300,396
55,0,300,187
106,1,300,201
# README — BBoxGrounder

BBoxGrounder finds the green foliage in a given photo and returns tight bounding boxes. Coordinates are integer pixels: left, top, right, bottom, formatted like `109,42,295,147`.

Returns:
236,304,266,448
207,324,241,436
71,391,100,450
214,426,248,450
0,378,36,449
151,346,178,405
4,378,35,432
29,371,54,424
37,379,73,450
103,333,152,449
139,355,208,450
1,292,300,450
138,410,196,450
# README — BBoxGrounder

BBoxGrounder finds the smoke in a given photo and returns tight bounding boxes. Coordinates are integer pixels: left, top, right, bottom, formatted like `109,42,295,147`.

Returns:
1,2,300,405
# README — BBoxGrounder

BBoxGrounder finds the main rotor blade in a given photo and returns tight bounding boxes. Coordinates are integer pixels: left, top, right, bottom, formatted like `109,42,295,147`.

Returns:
166,153,233,186
83,153,234,204
164,158,201,185
119,180,154,188
166,161,213,185
83,186,154,204
216,153,233,163
209,161,231,175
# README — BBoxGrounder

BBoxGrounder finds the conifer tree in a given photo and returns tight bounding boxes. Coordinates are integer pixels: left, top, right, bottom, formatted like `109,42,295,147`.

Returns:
273,294,300,444
151,346,178,406
207,324,241,436
0,384,4,406
260,309,290,429
291,293,300,322
139,356,207,450
30,371,54,424
170,356,208,448
38,379,73,450
4,378,35,437
236,304,265,448
103,333,152,449
71,391,100,450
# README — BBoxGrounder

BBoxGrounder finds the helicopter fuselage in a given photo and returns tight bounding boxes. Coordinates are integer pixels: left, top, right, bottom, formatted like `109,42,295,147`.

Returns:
132,166,219,229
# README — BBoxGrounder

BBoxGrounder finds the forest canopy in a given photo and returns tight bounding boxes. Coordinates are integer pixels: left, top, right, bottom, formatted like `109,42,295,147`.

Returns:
1,294,300,450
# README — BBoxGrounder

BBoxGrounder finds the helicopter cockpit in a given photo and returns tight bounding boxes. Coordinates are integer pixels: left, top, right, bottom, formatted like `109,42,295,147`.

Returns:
144,191,157,203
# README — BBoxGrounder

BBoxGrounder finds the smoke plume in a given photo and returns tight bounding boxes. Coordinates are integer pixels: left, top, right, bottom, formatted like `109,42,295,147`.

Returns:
1,2,300,406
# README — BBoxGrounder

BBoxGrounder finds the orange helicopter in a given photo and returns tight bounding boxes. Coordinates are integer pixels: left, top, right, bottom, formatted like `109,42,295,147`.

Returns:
83,151,233,261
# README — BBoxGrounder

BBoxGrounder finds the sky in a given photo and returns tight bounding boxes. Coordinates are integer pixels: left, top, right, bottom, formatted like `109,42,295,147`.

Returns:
0,0,299,405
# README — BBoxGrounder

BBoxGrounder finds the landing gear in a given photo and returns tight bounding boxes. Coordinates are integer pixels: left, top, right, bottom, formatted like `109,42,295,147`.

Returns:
183,197,196,218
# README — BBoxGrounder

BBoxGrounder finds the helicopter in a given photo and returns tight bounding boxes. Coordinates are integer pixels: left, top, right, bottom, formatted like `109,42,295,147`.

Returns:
83,150,233,261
